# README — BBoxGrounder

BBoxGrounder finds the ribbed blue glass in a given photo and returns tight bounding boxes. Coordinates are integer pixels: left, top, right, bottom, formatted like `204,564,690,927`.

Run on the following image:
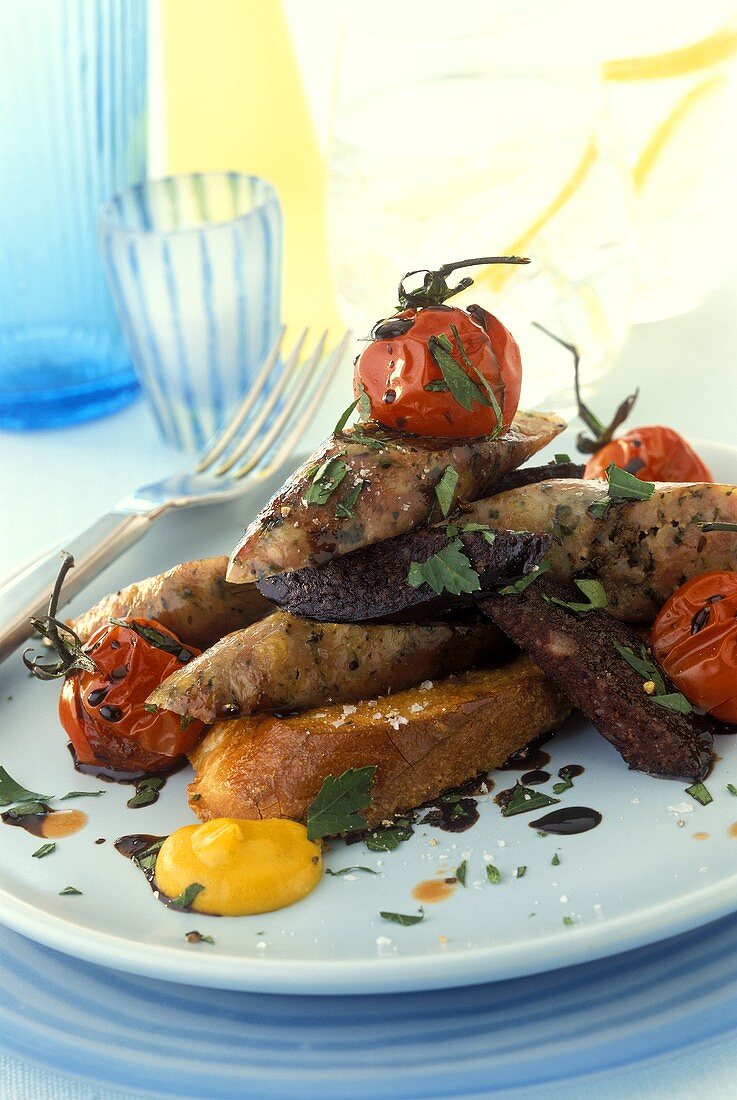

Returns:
0,0,148,431
99,172,282,451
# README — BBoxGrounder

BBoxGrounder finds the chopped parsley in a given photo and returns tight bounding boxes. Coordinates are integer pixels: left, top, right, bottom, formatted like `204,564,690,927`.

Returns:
59,886,82,896
185,930,215,945
500,783,560,818
455,860,468,887
686,782,713,806
407,539,481,596
110,619,193,661
363,817,414,852
127,776,165,809
588,463,655,519
333,398,359,435
614,642,693,714
170,883,205,909
32,843,55,859
428,333,492,413
435,465,460,518
515,866,527,878
728,784,737,797
0,767,51,806
552,767,580,795
325,866,379,877
498,559,552,596
380,908,424,926
563,916,575,926
551,853,561,866
60,790,106,800
486,864,502,884
544,578,608,614
304,456,348,505
335,479,365,520
306,765,376,840
554,453,572,464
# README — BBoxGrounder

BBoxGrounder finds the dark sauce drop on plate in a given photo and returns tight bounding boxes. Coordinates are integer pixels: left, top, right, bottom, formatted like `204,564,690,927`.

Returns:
558,764,585,780
67,742,184,808
520,769,551,786
500,741,552,772
530,807,602,835
115,833,206,913
2,804,87,839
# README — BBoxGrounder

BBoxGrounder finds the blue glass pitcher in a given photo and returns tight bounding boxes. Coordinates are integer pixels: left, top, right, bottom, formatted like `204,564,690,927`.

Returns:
0,0,148,430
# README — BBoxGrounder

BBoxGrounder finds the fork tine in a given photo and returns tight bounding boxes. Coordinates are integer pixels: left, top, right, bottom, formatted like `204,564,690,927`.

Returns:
233,329,349,481
212,329,310,476
197,325,287,473
230,330,329,481
254,330,353,482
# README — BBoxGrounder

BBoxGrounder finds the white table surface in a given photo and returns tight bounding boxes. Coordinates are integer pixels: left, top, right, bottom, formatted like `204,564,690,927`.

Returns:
1,273,737,1098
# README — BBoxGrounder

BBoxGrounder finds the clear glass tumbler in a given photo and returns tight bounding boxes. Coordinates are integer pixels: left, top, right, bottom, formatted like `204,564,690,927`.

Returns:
99,172,282,452
0,0,148,430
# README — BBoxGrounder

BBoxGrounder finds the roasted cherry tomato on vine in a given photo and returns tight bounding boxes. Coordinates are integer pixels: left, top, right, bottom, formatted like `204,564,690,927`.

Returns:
59,618,205,772
584,426,712,483
354,256,528,440
651,571,737,724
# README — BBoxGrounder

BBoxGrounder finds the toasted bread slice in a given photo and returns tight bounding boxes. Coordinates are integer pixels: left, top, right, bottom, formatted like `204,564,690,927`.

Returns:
188,655,570,831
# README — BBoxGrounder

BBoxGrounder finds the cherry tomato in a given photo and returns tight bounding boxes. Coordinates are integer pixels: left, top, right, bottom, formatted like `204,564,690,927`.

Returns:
584,426,712,482
651,572,737,724
354,303,521,439
59,618,205,772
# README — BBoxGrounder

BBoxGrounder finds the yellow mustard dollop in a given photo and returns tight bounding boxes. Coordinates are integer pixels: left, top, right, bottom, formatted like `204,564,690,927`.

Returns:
154,818,322,916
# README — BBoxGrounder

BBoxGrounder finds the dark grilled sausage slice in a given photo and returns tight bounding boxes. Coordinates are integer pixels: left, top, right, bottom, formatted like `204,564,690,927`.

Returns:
479,576,713,781
257,528,553,623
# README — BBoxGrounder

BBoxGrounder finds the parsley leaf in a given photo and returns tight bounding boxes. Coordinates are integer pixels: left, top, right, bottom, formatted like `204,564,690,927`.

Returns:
515,866,527,878
544,578,608,614
435,465,460,518
32,842,55,859
686,782,713,806
380,908,424,926
363,818,414,852
170,883,205,909
728,783,737,797
130,837,165,875
110,619,193,661
498,559,552,595
335,479,365,520
613,642,693,713
500,783,560,818
60,790,106,800
455,860,468,887
0,767,51,807
357,382,372,420
551,853,561,866
306,765,376,840
304,457,348,505
407,539,481,596
486,863,501,884
127,776,165,809
325,866,379,876
555,453,572,463
588,463,655,518
185,930,215,945
428,333,491,412
59,886,82,896
449,323,504,438
462,522,496,544
334,398,359,435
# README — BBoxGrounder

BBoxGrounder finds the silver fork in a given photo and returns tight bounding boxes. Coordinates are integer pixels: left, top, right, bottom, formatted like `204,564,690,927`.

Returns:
0,328,351,665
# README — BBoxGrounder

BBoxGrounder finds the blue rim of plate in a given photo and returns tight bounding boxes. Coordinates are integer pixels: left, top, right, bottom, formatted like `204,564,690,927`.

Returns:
2,909,737,1099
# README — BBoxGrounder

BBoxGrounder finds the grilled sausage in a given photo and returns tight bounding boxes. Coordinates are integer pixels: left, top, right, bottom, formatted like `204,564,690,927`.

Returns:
464,479,737,622
71,557,271,649
148,612,507,722
227,410,565,583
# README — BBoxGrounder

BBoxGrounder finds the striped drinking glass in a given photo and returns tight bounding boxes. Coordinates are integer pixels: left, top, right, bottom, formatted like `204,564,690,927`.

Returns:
99,172,282,451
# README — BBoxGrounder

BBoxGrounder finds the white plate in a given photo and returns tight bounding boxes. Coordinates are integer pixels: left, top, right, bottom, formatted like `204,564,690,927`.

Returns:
0,437,736,996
